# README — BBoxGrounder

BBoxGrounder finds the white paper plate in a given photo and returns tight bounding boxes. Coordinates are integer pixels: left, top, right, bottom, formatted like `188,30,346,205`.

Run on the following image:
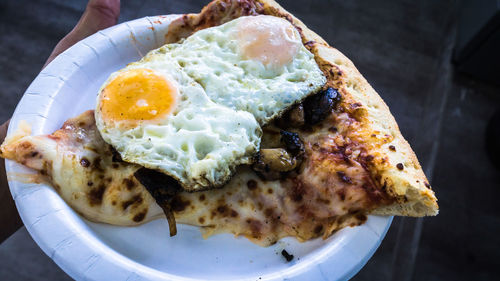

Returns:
5,15,392,281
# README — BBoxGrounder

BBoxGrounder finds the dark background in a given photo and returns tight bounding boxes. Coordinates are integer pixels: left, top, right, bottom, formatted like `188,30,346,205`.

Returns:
1,0,499,280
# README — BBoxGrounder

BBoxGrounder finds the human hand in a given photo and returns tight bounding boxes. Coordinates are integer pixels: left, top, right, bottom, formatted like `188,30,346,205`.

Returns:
0,0,120,243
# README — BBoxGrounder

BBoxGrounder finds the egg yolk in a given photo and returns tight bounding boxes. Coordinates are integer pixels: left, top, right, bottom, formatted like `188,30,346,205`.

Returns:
99,68,177,125
236,16,301,68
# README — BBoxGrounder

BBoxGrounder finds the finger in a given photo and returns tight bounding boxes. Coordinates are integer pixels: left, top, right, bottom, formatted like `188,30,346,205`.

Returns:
0,120,9,143
44,0,121,68
0,120,22,243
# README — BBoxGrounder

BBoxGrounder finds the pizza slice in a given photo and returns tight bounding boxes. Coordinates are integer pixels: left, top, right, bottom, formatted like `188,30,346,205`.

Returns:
1,0,438,246
165,0,438,217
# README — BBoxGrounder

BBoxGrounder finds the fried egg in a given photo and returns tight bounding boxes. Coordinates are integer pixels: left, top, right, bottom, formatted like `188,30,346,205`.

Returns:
95,15,326,191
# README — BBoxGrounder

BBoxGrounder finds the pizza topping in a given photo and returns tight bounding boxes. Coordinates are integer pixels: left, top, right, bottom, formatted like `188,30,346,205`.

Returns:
396,163,404,170
389,145,396,151
280,130,305,157
285,104,305,127
255,149,297,171
252,130,305,181
134,167,182,236
303,87,341,125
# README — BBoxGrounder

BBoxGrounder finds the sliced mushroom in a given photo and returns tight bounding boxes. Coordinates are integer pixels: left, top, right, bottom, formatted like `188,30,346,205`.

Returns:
260,126,282,148
276,104,305,128
303,87,341,125
280,130,305,158
260,148,298,171
252,130,306,181
252,148,297,181
288,104,305,127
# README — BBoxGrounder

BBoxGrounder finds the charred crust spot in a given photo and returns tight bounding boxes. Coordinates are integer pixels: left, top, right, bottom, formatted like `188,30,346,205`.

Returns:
122,194,143,210
338,189,346,201
123,178,137,190
264,208,273,217
289,180,305,202
132,210,147,222
246,218,263,239
304,40,316,46
389,145,396,151
267,188,273,194
425,182,431,188
198,217,205,224
314,225,324,234
80,157,90,167
247,179,257,190
88,184,106,206
351,102,362,109
328,126,338,133
30,151,39,158
20,142,33,150
337,171,352,184
230,209,238,218
257,202,263,210
396,163,404,170
199,194,206,201
217,205,228,216
355,213,367,222
381,181,388,192
92,157,102,170
343,154,351,164
170,196,191,212
316,198,331,204
87,181,93,186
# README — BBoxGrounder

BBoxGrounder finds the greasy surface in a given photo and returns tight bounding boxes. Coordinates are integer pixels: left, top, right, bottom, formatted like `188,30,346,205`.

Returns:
1,0,499,280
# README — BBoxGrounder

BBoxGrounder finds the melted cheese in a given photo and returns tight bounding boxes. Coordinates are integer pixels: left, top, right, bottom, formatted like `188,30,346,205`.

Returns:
1,110,389,246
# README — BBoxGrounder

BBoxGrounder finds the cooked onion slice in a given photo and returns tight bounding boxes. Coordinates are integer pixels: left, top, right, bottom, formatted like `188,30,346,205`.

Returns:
134,168,182,236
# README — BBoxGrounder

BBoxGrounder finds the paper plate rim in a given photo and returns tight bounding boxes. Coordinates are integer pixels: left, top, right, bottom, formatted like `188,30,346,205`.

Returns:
5,15,392,281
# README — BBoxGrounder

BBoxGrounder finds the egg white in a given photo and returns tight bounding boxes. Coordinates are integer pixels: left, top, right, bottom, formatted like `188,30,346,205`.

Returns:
96,15,326,191
156,15,326,124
